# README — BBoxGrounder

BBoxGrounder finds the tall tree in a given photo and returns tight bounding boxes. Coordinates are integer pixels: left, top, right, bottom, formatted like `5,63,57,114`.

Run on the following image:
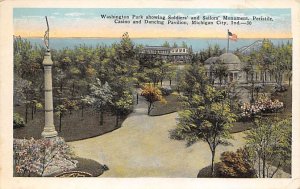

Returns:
173,65,236,177
55,104,67,132
112,90,133,127
13,76,32,124
214,59,229,86
245,117,291,178
86,79,113,126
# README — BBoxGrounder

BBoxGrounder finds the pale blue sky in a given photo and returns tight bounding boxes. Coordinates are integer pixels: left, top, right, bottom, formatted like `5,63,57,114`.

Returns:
14,8,291,38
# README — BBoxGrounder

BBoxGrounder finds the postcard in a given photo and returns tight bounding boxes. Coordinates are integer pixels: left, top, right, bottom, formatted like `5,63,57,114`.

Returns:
0,0,300,189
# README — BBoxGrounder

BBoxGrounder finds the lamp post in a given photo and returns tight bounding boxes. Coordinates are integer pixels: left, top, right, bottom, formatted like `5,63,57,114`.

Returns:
41,16,58,138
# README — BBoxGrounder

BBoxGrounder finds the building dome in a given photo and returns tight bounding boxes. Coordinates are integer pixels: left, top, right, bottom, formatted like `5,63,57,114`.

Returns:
219,53,241,64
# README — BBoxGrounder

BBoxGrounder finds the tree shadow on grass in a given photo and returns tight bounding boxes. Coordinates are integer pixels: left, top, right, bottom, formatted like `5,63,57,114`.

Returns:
47,157,109,177
197,163,221,178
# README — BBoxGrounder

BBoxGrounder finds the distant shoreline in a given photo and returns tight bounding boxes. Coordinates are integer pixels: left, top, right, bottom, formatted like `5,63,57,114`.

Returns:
19,37,292,52
14,35,293,40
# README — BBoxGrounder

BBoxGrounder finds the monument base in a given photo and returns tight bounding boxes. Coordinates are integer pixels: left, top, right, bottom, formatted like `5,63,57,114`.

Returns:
41,126,58,138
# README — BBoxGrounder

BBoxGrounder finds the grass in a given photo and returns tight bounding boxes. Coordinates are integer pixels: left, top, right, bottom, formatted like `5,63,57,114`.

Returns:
230,121,254,133
271,85,292,114
149,93,181,116
13,106,125,142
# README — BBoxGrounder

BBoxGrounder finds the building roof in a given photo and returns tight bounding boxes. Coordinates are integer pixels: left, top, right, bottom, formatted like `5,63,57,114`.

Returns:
219,53,241,64
143,46,171,50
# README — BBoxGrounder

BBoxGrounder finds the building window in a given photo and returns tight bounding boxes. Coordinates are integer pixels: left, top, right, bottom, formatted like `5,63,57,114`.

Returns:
234,73,238,80
229,73,234,82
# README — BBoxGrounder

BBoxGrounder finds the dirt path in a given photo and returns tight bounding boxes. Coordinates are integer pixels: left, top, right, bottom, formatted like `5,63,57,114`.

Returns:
68,96,247,177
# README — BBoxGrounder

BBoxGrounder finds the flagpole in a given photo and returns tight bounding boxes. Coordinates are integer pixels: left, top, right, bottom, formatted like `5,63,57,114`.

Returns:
227,29,229,53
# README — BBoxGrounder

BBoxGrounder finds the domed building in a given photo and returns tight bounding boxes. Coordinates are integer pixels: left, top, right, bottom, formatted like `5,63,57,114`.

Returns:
204,53,246,85
204,52,277,86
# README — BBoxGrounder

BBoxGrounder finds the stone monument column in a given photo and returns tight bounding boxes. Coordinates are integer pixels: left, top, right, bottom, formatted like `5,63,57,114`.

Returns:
41,49,58,138
41,16,57,138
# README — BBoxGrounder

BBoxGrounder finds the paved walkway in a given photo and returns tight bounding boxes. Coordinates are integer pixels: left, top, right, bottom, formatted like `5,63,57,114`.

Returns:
68,96,247,177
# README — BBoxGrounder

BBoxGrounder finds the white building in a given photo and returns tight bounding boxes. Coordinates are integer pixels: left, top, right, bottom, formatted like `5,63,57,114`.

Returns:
204,53,277,86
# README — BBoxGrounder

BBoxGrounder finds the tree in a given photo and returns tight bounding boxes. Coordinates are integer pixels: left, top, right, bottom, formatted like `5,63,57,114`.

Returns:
181,41,188,48
144,67,161,86
14,37,44,86
218,148,256,178
284,42,292,86
55,104,67,132
157,60,172,86
112,90,133,127
245,117,291,178
198,44,225,63
86,78,113,126
141,84,166,115
79,96,90,117
173,64,236,177
13,76,32,123
63,99,79,115
214,59,229,86
29,100,43,120
162,41,170,47
256,39,274,85
172,42,178,48
166,66,176,86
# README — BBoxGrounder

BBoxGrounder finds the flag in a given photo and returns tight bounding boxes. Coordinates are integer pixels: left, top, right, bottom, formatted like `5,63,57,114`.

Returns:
228,31,237,41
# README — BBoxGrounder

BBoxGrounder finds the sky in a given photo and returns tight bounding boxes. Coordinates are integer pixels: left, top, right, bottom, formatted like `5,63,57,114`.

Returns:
13,8,291,39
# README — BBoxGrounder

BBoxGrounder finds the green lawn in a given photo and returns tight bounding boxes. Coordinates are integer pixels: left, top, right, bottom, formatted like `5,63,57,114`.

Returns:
149,93,181,116
13,106,125,142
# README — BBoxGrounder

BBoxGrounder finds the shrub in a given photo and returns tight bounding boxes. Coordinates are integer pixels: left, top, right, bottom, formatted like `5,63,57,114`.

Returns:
160,86,173,96
254,84,264,93
13,113,25,128
13,137,78,177
218,148,256,178
275,84,288,93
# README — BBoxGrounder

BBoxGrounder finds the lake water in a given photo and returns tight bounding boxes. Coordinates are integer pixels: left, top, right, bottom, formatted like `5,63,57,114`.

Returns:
26,38,292,52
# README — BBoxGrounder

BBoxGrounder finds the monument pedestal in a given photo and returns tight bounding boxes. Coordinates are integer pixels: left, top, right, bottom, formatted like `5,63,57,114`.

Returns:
42,50,58,138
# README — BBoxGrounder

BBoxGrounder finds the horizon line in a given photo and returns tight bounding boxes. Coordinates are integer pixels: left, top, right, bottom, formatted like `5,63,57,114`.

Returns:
14,35,293,40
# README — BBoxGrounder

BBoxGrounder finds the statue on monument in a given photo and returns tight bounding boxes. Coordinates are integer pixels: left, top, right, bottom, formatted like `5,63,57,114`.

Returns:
44,16,50,51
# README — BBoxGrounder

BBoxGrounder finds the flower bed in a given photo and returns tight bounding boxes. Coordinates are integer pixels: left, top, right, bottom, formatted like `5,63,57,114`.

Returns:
13,137,78,177
240,96,283,118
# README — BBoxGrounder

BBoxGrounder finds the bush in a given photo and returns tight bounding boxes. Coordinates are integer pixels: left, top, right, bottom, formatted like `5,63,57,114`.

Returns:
275,84,288,93
13,137,78,177
217,148,256,178
13,113,25,128
159,86,173,96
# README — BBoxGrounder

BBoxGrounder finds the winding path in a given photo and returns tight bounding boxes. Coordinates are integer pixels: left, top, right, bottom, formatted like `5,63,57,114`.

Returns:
68,96,247,177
